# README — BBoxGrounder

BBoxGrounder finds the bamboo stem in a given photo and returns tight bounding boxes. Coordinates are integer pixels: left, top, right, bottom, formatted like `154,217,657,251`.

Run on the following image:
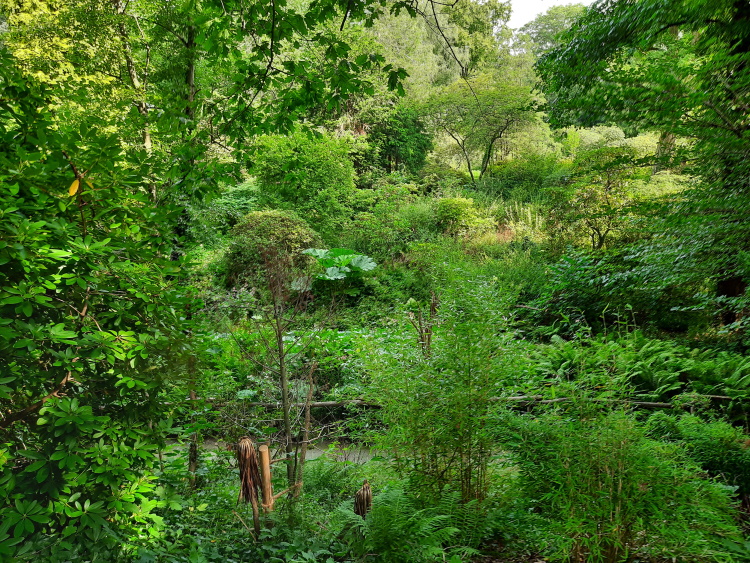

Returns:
259,444,274,513
294,362,317,495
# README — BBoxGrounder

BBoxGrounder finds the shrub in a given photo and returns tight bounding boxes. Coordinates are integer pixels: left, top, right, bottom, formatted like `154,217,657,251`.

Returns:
224,210,322,288
435,197,495,238
418,162,470,193
250,132,357,240
483,154,569,200
646,412,750,502
501,410,742,562
340,197,442,259
522,248,708,336
366,287,519,503
187,180,258,244
365,105,433,174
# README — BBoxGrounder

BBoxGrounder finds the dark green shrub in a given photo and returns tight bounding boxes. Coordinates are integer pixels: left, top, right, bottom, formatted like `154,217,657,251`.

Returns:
224,210,322,288
523,248,707,337
365,105,433,174
187,180,258,244
646,412,750,501
501,410,741,562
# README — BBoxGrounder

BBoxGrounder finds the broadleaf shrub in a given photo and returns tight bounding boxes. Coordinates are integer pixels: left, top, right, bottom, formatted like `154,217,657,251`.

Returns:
435,197,495,238
224,210,322,288
0,48,188,559
250,131,358,240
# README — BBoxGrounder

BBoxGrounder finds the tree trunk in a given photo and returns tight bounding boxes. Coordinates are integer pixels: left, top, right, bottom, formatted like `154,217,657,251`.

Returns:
185,25,196,122
293,363,316,495
479,137,498,179
111,0,156,199
654,131,675,172
275,316,295,486
458,142,475,184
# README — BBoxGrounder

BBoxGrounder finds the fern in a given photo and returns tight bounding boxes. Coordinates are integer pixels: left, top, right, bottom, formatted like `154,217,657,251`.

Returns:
339,487,472,563
535,332,750,404
433,491,486,552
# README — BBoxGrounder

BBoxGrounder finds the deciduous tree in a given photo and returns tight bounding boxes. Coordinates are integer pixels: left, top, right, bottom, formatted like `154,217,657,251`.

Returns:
538,0,750,329
422,70,535,182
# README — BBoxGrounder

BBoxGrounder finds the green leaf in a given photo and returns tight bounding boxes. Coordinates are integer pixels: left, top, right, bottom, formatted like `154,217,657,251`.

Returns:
349,254,377,271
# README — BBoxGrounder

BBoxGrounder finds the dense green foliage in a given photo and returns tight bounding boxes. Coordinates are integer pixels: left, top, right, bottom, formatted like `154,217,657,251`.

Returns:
365,106,433,174
251,133,358,239
506,411,741,562
3,0,750,560
225,210,322,288
0,49,190,558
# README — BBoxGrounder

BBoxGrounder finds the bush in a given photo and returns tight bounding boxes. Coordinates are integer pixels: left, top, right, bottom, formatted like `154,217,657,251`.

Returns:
187,180,258,244
501,410,742,562
435,197,495,238
646,412,750,501
224,210,322,288
365,105,433,174
366,284,519,503
340,196,442,260
251,132,357,240
522,248,708,336
418,162,470,193
483,154,570,201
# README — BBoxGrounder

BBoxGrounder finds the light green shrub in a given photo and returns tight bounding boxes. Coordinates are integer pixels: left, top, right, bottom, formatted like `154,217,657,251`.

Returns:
483,154,570,201
435,196,495,237
501,410,742,562
251,132,357,240
365,288,520,503
419,161,470,193
501,200,548,244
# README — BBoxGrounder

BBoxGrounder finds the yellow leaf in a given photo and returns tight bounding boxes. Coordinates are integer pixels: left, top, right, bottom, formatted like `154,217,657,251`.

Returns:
85,180,94,190
68,179,79,196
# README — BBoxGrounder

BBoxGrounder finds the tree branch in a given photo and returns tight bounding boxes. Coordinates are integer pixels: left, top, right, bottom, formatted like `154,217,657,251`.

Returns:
0,372,74,430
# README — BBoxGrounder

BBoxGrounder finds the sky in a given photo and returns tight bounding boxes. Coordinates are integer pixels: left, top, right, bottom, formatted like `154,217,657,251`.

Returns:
507,0,594,29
